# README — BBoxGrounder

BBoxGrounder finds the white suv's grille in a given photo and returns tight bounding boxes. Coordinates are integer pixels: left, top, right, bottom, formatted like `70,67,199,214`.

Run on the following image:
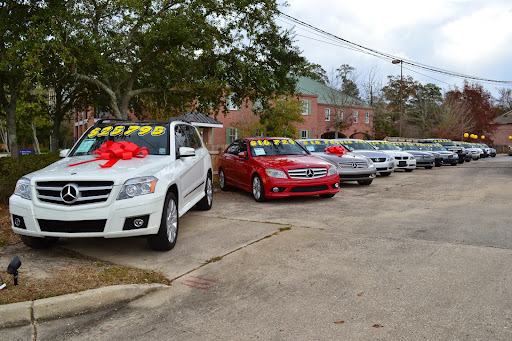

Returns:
36,181,114,205
288,168,327,179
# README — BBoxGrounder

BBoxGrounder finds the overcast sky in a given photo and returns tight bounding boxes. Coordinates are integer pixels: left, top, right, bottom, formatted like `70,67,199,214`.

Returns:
278,0,512,98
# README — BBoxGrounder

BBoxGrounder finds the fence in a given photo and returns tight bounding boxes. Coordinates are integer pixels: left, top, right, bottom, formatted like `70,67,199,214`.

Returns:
207,144,228,181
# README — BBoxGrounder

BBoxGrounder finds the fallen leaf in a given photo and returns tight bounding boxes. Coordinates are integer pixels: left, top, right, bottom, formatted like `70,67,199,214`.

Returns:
357,291,365,296
334,321,345,324
373,324,382,328
311,282,316,286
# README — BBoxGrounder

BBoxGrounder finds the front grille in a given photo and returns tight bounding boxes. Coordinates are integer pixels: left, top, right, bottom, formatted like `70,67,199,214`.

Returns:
289,185,329,193
341,174,373,179
36,181,114,205
337,161,368,169
394,156,403,160
288,168,327,179
370,158,387,162
38,219,106,233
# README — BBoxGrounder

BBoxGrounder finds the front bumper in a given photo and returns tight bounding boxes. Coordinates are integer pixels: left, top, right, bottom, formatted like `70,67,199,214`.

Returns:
261,174,340,198
338,167,377,182
373,160,395,174
9,191,165,239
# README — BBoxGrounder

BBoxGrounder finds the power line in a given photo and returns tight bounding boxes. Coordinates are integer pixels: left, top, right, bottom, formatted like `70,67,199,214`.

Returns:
278,11,512,86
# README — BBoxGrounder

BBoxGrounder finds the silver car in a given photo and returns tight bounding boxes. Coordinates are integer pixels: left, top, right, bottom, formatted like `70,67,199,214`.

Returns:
297,139,377,185
338,139,395,176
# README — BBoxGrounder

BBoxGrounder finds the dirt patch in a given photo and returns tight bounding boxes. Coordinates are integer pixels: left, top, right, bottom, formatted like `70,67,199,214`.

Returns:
0,204,170,305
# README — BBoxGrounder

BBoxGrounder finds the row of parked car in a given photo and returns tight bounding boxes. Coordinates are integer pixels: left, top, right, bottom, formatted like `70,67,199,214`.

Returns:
218,137,497,202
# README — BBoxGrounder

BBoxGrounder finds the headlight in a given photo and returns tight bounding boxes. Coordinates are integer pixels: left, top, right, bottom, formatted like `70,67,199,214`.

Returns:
117,176,158,200
386,157,392,161
367,159,374,166
410,156,415,160
327,165,337,176
14,177,31,200
265,168,287,179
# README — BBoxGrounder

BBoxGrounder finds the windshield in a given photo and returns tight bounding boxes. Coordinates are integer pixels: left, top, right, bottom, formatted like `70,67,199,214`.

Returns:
249,139,309,157
429,145,448,151
340,140,376,151
71,123,169,156
395,143,419,151
369,142,398,151
299,140,345,152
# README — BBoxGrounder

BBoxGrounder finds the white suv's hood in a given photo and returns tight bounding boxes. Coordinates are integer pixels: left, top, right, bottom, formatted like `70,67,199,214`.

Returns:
24,155,171,185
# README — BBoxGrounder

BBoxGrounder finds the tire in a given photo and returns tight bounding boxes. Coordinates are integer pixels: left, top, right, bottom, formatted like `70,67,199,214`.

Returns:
20,235,59,249
147,192,179,251
219,168,229,191
195,173,213,210
252,174,266,202
425,166,433,169
404,169,413,172
380,172,392,176
320,193,335,198
357,180,373,185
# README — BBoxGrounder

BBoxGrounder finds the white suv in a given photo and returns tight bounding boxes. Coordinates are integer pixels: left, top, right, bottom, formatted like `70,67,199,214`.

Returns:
9,119,213,251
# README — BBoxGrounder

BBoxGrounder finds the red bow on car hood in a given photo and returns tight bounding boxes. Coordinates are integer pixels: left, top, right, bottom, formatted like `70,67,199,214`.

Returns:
325,145,347,157
68,141,149,168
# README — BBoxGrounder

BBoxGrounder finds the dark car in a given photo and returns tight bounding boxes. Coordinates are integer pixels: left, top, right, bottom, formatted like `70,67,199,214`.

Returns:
420,143,459,166
418,138,465,164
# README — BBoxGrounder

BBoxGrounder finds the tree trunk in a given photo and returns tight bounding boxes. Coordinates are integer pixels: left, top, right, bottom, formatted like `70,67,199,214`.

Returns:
30,121,41,154
50,116,62,153
5,103,19,158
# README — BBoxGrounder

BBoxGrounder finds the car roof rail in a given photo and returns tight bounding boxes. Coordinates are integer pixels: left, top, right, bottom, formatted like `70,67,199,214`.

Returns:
96,118,132,125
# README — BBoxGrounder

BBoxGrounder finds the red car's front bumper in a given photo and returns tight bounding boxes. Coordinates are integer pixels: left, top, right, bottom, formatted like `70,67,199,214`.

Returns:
261,174,340,198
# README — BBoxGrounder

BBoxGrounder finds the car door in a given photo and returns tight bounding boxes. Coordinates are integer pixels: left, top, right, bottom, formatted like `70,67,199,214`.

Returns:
231,140,253,189
222,141,241,185
175,124,205,206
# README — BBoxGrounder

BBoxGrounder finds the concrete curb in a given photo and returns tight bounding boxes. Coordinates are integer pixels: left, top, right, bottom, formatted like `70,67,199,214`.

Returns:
0,283,170,328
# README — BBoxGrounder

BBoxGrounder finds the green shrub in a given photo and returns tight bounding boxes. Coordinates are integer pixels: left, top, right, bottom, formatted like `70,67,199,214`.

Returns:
40,148,50,153
0,153,60,204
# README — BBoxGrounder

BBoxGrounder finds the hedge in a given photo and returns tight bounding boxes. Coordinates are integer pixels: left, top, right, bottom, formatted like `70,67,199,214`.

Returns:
0,153,60,204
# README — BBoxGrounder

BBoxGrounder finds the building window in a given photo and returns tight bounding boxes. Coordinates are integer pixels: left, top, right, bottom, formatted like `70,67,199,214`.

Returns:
365,111,370,124
353,111,358,123
227,94,239,110
325,108,330,121
226,127,238,144
301,100,310,115
338,109,343,121
300,130,310,139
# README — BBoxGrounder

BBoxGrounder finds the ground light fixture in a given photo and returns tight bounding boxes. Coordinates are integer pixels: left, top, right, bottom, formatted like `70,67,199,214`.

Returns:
0,256,22,290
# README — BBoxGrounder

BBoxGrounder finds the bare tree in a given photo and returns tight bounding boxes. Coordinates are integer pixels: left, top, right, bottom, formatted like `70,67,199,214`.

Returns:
497,88,512,112
322,68,359,138
430,98,474,139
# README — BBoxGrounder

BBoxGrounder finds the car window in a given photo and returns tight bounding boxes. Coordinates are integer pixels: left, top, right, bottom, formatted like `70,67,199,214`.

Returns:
249,139,308,157
71,123,169,156
226,141,241,155
175,125,188,154
185,125,202,149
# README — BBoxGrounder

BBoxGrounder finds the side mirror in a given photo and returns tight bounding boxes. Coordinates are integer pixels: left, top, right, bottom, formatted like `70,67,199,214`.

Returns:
59,149,70,158
375,146,380,150
179,146,196,158
238,151,248,159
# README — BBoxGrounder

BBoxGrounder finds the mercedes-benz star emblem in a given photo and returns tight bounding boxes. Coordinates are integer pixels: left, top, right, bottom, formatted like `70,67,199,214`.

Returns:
352,162,357,168
306,169,314,178
61,184,79,204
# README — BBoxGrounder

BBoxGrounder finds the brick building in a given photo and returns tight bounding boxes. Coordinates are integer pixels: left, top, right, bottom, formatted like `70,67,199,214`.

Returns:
490,110,512,152
215,76,374,145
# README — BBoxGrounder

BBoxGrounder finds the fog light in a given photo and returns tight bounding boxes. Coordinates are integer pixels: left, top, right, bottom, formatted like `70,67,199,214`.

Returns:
123,215,149,230
12,215,26,229
14,218,21,227
334,183,339,188
134,219,144,228
272,187,279,192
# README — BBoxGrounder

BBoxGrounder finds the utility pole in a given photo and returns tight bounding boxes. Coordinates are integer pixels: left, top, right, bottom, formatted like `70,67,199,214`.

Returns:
392,59,403,137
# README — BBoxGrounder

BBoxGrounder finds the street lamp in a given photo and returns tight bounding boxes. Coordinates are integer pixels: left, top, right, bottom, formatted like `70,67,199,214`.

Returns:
392,59,403,137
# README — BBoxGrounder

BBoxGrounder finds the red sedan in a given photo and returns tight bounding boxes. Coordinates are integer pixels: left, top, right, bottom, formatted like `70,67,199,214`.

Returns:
218,137,340,202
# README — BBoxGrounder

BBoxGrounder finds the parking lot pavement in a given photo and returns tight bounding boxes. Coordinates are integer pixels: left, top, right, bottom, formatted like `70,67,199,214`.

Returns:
6,155,512,340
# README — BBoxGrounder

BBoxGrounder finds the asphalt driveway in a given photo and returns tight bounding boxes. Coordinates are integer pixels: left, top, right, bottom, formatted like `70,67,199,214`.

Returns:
5,156,512,340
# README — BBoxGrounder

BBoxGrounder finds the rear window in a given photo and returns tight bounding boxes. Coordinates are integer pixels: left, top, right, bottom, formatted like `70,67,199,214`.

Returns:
71,123,169,156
